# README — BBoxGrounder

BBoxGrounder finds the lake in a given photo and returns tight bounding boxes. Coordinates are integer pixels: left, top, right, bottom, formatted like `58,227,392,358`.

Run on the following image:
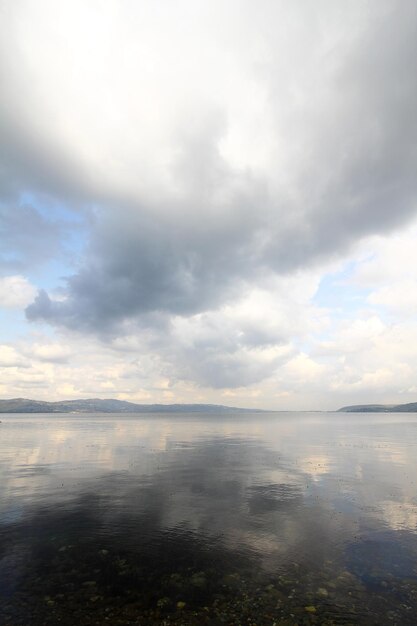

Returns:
0,412,417,625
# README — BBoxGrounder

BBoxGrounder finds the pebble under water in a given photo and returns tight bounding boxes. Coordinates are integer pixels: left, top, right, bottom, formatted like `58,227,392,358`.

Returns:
1,412,417,625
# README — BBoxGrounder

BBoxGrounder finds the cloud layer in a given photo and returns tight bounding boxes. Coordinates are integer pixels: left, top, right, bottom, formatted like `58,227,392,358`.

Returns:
1,0,417,405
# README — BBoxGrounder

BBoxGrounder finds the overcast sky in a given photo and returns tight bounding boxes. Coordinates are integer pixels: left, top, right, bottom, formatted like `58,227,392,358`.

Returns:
1,0,417,410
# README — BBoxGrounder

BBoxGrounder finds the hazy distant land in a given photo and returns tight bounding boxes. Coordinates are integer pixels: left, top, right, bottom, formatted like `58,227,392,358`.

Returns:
337,402,417,412
0,398,262,414
1,398,417,414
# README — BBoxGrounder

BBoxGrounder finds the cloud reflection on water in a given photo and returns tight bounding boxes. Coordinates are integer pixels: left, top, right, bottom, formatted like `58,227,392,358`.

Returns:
1,413,417,623
1,413,416,552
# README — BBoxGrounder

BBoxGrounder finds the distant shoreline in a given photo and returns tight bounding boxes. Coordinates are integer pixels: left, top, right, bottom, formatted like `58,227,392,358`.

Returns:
0,397,268,414
337,402,417,413
1,397,417,414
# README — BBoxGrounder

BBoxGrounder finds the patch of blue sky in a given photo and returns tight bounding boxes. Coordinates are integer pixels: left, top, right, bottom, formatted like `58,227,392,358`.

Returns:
0,309,54,343
267,263,378,356
313,262,372,320
19,191,84,224
297,263,373,353
305,261,394,353
15,192,89,289
28,259,71,293
19,191,90,257
63,226,89,259
0,310,25,341
1,250,22,265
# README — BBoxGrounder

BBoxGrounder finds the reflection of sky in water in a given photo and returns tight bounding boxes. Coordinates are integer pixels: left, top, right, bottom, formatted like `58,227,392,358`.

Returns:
1,413,417,624
1,413,417,542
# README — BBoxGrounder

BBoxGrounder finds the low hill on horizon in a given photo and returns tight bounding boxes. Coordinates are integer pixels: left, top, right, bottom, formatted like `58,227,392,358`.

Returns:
338,402,417,412
0,397,262,414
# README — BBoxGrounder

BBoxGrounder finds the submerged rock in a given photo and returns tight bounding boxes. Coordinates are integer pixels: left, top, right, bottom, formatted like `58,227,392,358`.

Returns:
317,587,328,597
190,572,207,588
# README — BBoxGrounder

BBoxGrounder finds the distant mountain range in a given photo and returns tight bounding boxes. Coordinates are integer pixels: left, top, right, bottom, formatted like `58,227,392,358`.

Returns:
3,397,416,414
338,402,417,412
0,398,259,414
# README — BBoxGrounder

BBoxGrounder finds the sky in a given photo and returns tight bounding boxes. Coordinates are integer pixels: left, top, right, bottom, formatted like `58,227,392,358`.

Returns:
1,0,417,410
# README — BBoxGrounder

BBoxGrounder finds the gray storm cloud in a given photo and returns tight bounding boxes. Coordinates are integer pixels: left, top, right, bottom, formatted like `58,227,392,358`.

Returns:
1,0,417,388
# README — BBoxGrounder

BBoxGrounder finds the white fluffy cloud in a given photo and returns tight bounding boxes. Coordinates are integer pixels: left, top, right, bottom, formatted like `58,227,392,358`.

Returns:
0,275,36,308
0,345,28,368
351,223,417,318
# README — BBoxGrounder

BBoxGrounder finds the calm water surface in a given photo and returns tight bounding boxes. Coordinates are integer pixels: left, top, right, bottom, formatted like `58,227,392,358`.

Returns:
1,412,417,625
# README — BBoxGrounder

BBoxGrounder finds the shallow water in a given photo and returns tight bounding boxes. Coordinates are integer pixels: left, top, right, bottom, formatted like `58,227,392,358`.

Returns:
0,411,417,625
